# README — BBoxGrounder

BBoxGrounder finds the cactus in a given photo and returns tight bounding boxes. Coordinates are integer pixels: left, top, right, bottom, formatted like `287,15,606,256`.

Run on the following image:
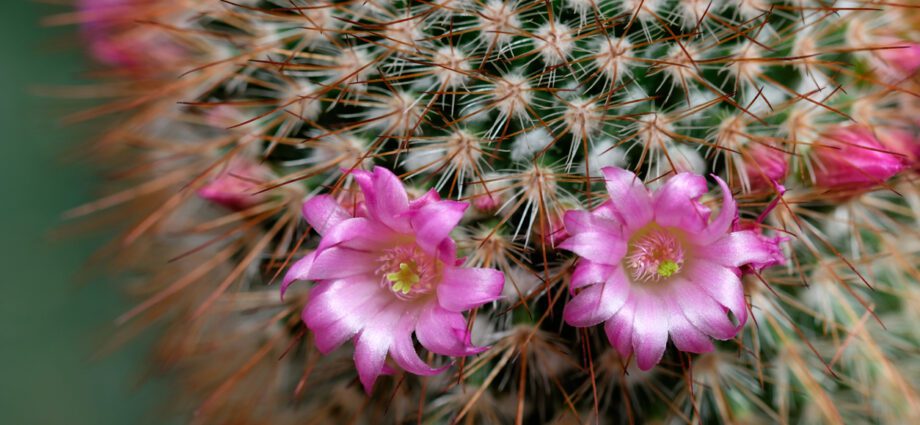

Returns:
60,0,920,423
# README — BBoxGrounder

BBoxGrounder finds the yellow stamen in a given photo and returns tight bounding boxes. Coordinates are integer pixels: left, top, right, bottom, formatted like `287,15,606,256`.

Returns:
386,262,420,294
657,260,680,278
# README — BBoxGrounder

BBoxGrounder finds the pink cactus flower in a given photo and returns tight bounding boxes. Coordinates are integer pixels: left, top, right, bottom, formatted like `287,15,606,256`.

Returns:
197,160,270,210
282,167,504,393
813,125,907,190
742,143,787,192
559,167,784,370
874,38,920,81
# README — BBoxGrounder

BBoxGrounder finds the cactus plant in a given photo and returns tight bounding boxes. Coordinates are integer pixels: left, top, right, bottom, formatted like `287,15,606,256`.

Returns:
59,0,920,423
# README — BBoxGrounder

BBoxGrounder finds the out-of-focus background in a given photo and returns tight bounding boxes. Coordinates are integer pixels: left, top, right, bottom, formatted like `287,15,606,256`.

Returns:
0,2,168,424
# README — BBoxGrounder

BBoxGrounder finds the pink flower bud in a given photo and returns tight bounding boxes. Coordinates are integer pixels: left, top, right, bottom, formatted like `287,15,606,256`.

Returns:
743,143,788,191
197,160,271,210
540,211,570,247
813,125,907,190
874,37,920,81
878,128,920,169
469,173,510,213
472,193,501,212
77,0,185,72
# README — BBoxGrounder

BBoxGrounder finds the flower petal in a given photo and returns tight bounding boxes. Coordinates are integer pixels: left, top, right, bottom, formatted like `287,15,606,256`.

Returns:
698,175,737,244
437,267,504,312
315,217,398,253
631,292,670,370
563,266,630,327
281,251,316,299
601,167,653,231
666,298,715,354
354,301,402,393
353,167,411,233
570,260,617,293
416,302,486,356
409,188,441,209
307,247,379,280
698,230,785,270
685,259,748,331
592,200,625,226
652,172,710,232
558,231,627,266
411,200,467,259
390,310,448,376
563,209,623,237
671,278,740,340
436,237,458,265
304,276,389,353
604,296,637,360
303,195,351,235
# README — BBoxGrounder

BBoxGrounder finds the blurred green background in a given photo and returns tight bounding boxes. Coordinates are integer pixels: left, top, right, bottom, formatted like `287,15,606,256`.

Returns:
0,2,168,424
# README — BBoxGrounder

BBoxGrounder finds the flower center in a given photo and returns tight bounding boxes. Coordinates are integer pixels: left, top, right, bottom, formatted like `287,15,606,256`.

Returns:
377,245,439,299
386,262,420,295
625,229,685,282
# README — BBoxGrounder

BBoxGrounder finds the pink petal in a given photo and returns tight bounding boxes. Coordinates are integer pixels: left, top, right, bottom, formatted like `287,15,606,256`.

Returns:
354,302,402,393
304,276,390,353
303,195,351,235
698,175,737,245
631,292,670,370
652,172,710,232
685,259,747,331
592,200,624,226
437,267,505,312
410,200,468,260
353,167,411,233
315,217,398,253
558,231,627,266
671,278,740,340
390,310,448,376
600,167,653,231
281,251,316,299
604,296,637,359
409,188,442,209
436,237,458,266
563,209,623,236
416,302,486,356
698,231,784,269
666,298,715,354
563,266,630,327
570,260,617,293
307,247,379,280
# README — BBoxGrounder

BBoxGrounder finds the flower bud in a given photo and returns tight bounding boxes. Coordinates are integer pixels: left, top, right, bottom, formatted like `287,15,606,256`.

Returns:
197,160,271,210
77,0,185,72
874,37,920,81
743,143,788,191
878,128,920,169
813,125,906,190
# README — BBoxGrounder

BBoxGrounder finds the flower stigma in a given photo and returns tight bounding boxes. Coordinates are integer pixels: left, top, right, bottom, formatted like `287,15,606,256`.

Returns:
386,262,420,295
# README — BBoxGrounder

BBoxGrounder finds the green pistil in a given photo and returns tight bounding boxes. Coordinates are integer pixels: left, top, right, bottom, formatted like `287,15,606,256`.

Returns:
386,262,420,294
657,260,680,278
